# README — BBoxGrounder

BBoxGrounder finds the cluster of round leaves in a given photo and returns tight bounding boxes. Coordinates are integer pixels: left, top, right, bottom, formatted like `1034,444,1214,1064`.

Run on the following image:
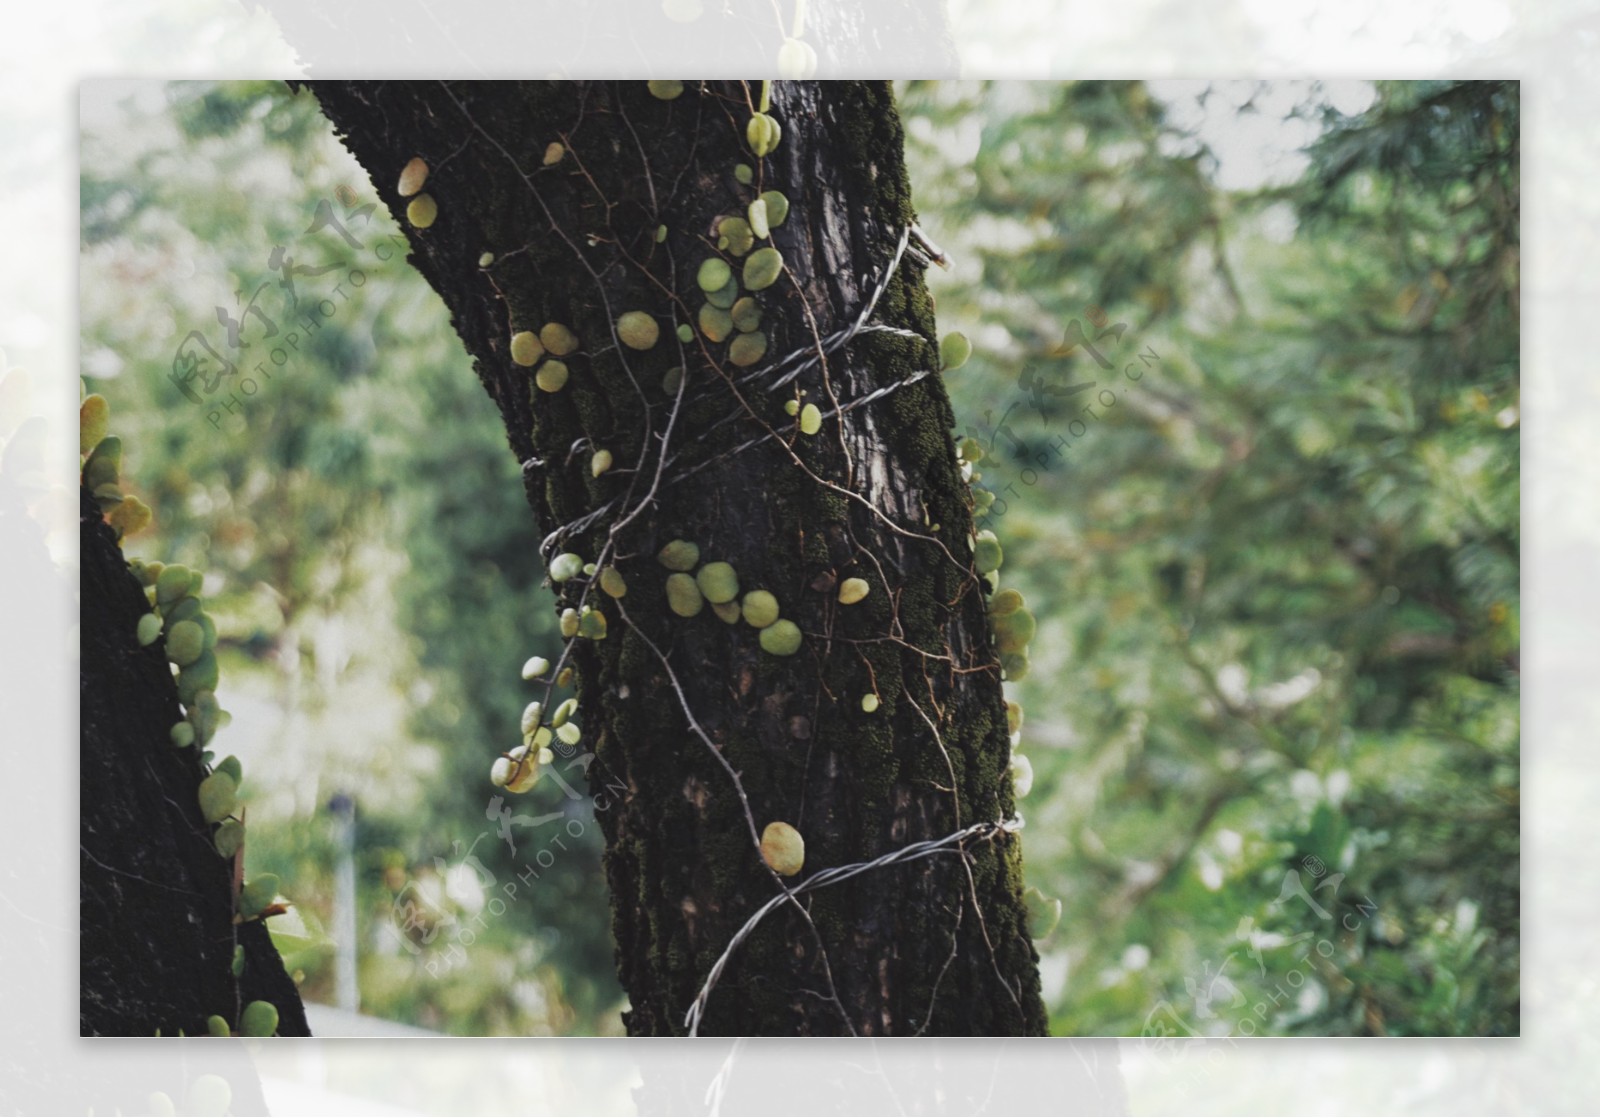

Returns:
492,536,626,793
976,537,1038,684
952,431,1033,797
92,382,224,755
84,391,287,1017
655,537,811,656
653,544,890,877
640,81,794,378
495,651,583,795
97,400,288,945
493,730,553,796
776,390,824,439
509,321,582,394
956,436,997,519
954,423,1030,679
142,565,286,924
81,389,151,541
485,84,799,418
548,549,611,641
692,188,789,371
397,156,437,229
205,997,280,1039
746,111,781,158
989,587,1036,799
131,561,225,751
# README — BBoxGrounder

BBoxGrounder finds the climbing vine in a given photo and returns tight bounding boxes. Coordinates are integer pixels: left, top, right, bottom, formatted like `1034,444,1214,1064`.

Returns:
81,386,286,1039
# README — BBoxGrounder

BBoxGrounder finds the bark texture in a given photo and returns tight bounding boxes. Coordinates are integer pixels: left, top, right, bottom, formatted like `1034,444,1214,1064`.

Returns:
80,484,309,1040
308,79,1047,1036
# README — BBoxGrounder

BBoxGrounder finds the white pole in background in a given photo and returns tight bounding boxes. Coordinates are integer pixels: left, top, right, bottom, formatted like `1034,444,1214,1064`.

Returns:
328,792,359,1014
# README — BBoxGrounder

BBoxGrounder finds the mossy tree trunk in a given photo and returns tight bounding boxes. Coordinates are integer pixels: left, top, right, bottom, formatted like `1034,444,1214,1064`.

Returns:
80,484,310,1044
309,79,1047,1037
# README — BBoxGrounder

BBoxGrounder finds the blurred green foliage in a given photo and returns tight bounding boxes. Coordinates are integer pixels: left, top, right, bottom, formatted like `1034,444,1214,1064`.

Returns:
901,79,1518,1037
80,78,1516,1036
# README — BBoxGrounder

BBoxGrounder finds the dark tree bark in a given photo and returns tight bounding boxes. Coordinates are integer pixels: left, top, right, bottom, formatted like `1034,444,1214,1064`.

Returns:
80,483,309,1042
308,78,1047,1037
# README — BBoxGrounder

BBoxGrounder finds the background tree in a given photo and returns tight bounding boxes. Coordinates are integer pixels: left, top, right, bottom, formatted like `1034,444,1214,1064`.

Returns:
306,79,1048,1037
901,78,1518,1039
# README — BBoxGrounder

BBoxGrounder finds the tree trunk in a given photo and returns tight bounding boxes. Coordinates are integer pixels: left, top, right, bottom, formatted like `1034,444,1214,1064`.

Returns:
308,79,1047,1037
80,482,309,1042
